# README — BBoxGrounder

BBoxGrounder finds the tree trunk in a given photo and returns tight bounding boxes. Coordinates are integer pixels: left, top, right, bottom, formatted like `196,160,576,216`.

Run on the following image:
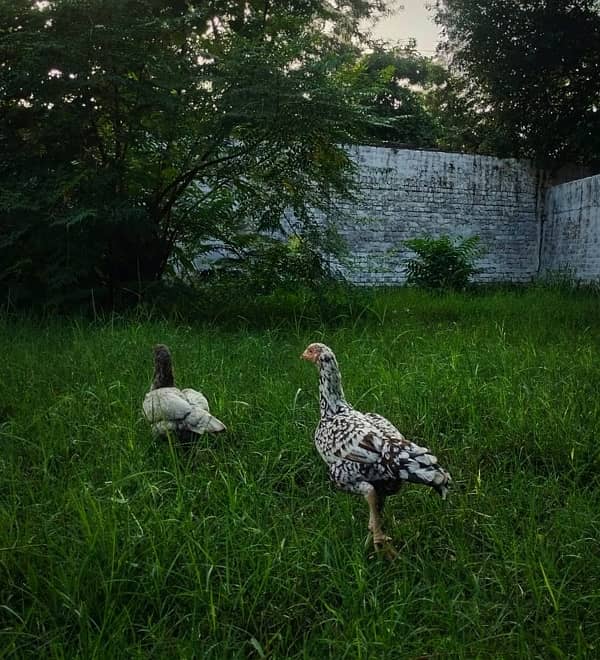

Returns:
104,223,171,306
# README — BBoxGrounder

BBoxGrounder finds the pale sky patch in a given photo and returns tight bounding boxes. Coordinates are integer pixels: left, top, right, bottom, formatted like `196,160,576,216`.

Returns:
372,0,441,54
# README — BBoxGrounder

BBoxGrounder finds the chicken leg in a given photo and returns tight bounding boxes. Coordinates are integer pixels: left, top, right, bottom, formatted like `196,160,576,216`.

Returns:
365,488,397,559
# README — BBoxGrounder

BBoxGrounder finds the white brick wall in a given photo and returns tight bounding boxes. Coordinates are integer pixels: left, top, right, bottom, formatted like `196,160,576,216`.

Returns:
541,174,600,282
195,145,600,284
331,146,543,284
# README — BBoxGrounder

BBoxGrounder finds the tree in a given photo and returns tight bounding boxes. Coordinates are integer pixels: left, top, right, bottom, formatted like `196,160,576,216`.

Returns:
339,43,448,147
0,0,387,306
433,0,600,165
424,74,505,155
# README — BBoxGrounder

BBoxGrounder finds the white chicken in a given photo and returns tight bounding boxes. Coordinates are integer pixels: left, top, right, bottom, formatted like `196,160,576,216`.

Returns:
143,344,226,443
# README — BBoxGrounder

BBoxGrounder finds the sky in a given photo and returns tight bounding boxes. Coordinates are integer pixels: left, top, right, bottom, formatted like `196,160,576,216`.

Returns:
371,0,441,55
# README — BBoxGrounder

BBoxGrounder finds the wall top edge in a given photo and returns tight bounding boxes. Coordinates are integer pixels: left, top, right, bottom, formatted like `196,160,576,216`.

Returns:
344,143,536,168
546,171,600,193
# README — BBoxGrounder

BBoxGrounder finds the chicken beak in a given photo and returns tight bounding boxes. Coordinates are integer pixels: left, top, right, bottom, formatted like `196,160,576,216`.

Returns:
301,349,312,361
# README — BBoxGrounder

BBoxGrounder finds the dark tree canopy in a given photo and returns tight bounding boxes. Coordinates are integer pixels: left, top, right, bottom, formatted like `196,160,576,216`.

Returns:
434,0,600,165
0,0,387,306
340,44,448,147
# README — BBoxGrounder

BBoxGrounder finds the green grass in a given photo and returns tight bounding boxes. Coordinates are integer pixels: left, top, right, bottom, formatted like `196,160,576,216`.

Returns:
2,287,600,658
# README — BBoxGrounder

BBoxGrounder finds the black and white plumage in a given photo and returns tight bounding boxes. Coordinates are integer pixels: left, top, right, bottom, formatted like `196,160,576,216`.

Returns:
143,344,226,443
301,342,451,556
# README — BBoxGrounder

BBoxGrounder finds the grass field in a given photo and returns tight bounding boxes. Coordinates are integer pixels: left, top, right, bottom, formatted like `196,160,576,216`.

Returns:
2,287,600,658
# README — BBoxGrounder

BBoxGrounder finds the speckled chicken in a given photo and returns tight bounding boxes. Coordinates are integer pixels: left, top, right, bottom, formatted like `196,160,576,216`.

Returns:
143,344,226,443
301,342,451,556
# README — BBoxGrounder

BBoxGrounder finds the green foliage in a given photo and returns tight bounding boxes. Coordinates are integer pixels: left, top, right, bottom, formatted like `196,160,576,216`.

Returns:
0,0,387,307
424,75,502,156
338,44,447,147
404,235,482,290
203,234,338,295
333,39,508,157
434,0,600,165
2,288,600,657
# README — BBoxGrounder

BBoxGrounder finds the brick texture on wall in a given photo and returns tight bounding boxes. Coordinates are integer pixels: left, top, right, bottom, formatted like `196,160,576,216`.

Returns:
330,146,544,284
541,174,600,281
194,145,600,284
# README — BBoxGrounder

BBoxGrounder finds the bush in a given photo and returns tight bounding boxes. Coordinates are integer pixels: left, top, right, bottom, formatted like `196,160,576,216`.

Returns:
200,235,339,295
403,235,482,290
